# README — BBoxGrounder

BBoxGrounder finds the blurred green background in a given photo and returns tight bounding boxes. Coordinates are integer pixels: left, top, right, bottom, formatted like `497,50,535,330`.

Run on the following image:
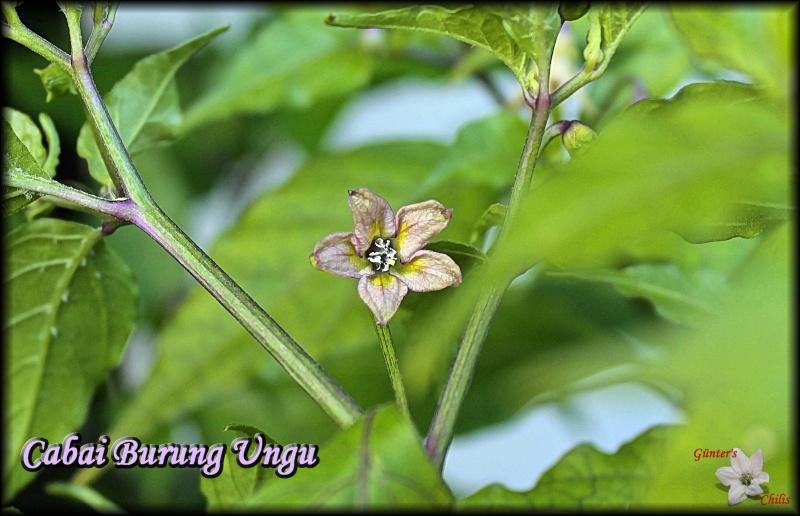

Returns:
3,3,793,511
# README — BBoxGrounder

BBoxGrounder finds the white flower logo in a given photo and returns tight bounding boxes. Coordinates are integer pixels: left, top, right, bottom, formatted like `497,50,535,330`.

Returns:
715,448,769,505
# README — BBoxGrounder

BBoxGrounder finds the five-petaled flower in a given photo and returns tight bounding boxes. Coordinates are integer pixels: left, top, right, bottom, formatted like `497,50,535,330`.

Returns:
715,448,769,505
310,188,462,325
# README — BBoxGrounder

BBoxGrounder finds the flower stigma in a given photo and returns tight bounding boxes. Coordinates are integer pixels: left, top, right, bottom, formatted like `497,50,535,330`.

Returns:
366,237,397,272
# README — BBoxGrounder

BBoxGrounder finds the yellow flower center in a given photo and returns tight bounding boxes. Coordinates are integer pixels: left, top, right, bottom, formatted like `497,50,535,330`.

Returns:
367,238,397,272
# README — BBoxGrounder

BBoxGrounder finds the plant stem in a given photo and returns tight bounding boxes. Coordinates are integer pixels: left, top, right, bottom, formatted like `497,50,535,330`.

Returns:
129,202,364,428
373,318,410,419
425,90,551,470
4,173,134,220
539,120,571,157
84,2,118,64
1,3,71,72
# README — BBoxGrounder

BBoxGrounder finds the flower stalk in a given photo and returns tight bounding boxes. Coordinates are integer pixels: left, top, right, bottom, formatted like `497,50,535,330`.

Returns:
373,319,410,419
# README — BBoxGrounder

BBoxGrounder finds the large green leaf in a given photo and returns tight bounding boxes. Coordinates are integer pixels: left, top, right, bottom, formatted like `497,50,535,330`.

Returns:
243,406,453,509
458,425,671,510
183,10,372,131
327,5,561,92
76,26,227,188
3,118,48,216
3,219,137,501
670,7,791,100
547,235,761,327
490,83,789,284
85,142,448,487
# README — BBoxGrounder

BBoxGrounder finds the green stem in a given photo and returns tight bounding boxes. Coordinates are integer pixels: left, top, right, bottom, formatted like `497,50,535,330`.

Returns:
1,3,71,72
373,318,410,419
425,89,552,470
130,203,364,428
84,2,118,64
4,173,133,220
539,120,571,158
10,4,364,434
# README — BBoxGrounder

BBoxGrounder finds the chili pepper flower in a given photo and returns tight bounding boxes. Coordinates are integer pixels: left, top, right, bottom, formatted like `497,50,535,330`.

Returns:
310,188,462,325
715,448,769,505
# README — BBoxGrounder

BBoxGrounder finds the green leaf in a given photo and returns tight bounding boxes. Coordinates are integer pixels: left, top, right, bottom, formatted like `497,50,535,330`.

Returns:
596,4,648,61
183,10,372,131
2,108,59,182
423,111,528,193
550,264,726,327
677,200,792,243
327,5,561,91
3,219,137,501
469,203,507,247
490,82,789,282
3,108,48,168
243,406,453,509
201,424,276,511
94,142,447,478
670,7,790,100
77,26,227,188
3,119,48,216
458,425,672,510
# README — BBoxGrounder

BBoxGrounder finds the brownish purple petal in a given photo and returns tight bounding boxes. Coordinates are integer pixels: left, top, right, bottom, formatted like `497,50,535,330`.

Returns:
348,188,397,256
357,273,408,325
394,200,452,262
309,232,371,278
391,250,462,292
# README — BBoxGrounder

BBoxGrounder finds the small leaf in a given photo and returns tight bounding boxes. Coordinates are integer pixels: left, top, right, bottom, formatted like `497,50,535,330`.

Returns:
4,219,138,500
77,26,227,188
201,424,277,511
469,203,507,247
243,406,453,509
426,240,487,273
458,425,672,510
597,4,649,61
37,113,60,178
3,108,48,169
33,63,76,102
3,118,48,216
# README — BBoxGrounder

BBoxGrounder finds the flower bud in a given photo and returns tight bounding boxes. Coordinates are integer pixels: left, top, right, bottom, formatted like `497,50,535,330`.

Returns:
562,121,597,157
559,2,590,22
